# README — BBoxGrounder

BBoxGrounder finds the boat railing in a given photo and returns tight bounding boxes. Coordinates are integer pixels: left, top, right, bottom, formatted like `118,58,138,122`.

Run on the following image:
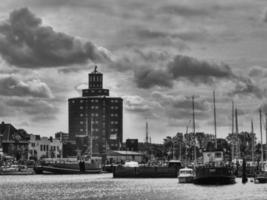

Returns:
198,161,232,168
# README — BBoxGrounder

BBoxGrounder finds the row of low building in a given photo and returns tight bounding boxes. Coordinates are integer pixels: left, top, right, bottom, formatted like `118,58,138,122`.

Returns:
0,121,63,160
0,121,146,163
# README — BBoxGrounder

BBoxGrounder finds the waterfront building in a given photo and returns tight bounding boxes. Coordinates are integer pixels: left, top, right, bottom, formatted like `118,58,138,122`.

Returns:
107,150,144,163
126,139,139,151
28,134,63,160
0,128,3,156
0,121,29,160
68,66,123,156
55,132,69,143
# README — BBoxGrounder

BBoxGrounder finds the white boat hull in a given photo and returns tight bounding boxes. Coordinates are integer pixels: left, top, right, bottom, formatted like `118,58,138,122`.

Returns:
178,176,194,183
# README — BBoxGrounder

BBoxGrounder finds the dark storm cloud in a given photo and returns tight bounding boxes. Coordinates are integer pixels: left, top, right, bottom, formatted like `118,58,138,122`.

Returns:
151,91,210,121
229,78,263,99
133,49,171,63
5,97,59,121
263,9,267,22
134,55,263,98
134,55,233,88
134,67,173,89
135,28,208,43
249,66,267,77
0,75,53,98
0,8,110,68
167,55,233,82
160,3,237,18
152,92,209,112
161,4,210,17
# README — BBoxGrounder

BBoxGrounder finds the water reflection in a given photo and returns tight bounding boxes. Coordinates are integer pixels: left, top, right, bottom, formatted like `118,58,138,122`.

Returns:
0,174,267,200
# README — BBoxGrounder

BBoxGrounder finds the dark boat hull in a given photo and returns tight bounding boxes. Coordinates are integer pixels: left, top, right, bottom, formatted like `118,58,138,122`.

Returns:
34,166,101,174
113,166,178,178
194,166,235,185
254,171,267,183
255,177,267,183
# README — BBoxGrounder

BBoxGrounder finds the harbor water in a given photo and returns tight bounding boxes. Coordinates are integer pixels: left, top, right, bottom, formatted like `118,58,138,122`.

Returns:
1,174,267,200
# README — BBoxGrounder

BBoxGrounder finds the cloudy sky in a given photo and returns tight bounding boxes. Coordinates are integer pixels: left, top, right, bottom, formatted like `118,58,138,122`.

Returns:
0,0,267,143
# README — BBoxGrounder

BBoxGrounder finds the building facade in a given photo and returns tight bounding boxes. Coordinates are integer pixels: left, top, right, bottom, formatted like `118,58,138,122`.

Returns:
0,122,29,160
68,66,123,156
126,139,139,151
28,135,63,160
55,132,69,143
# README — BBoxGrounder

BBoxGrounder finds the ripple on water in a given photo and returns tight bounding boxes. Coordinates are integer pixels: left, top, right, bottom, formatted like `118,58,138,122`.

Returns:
1,175,267,200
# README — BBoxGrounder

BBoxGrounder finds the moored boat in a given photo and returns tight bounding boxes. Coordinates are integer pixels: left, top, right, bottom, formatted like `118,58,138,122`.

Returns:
194,151,235,185
113,160,181,178
0,164,34,175
193,92,235,185
178,167,194,183
254,162,267,183
34,157,102,174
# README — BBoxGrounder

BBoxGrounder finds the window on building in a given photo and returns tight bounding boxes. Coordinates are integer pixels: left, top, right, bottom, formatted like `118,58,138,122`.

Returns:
80,113,84,117
80,121,84,124
80,100,83,103
80,106,83,109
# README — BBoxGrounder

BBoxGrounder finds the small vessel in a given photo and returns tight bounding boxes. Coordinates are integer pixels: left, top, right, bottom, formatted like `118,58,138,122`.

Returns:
178,167,194,183
194,151,235,184
193,92,235,185
113,160,181,178
254,110,267,183
0,165,34,175
34,157,102,174
255,162,267,183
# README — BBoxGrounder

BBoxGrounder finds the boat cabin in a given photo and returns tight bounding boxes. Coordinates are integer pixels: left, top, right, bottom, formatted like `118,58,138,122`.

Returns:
179,168,194,176
203,151,223,164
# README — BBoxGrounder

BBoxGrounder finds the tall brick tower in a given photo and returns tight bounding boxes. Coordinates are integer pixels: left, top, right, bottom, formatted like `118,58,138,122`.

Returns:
68,66,123,155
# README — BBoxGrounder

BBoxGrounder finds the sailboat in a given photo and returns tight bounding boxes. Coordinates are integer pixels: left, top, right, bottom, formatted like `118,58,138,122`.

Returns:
178,119,195,183
193,91,235,185
254,110,267,183
34,115,102,174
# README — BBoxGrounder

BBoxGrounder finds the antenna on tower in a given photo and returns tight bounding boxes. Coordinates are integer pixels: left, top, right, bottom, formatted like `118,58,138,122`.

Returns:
213,91,217,149
260,109,263,162
145,121,149,143
251,119,254,163
192,96,197,166
231,101,235,161
235,107,240,159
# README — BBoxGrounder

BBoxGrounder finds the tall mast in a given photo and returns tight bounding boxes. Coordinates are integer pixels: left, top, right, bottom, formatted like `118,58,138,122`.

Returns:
213,91,217,149
235,108,240,159
265,113,267,162
145,121,149,144
259,109,263,162
251,119,254,163
192,96,196,165
90,116,93,158
231,101,235,160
